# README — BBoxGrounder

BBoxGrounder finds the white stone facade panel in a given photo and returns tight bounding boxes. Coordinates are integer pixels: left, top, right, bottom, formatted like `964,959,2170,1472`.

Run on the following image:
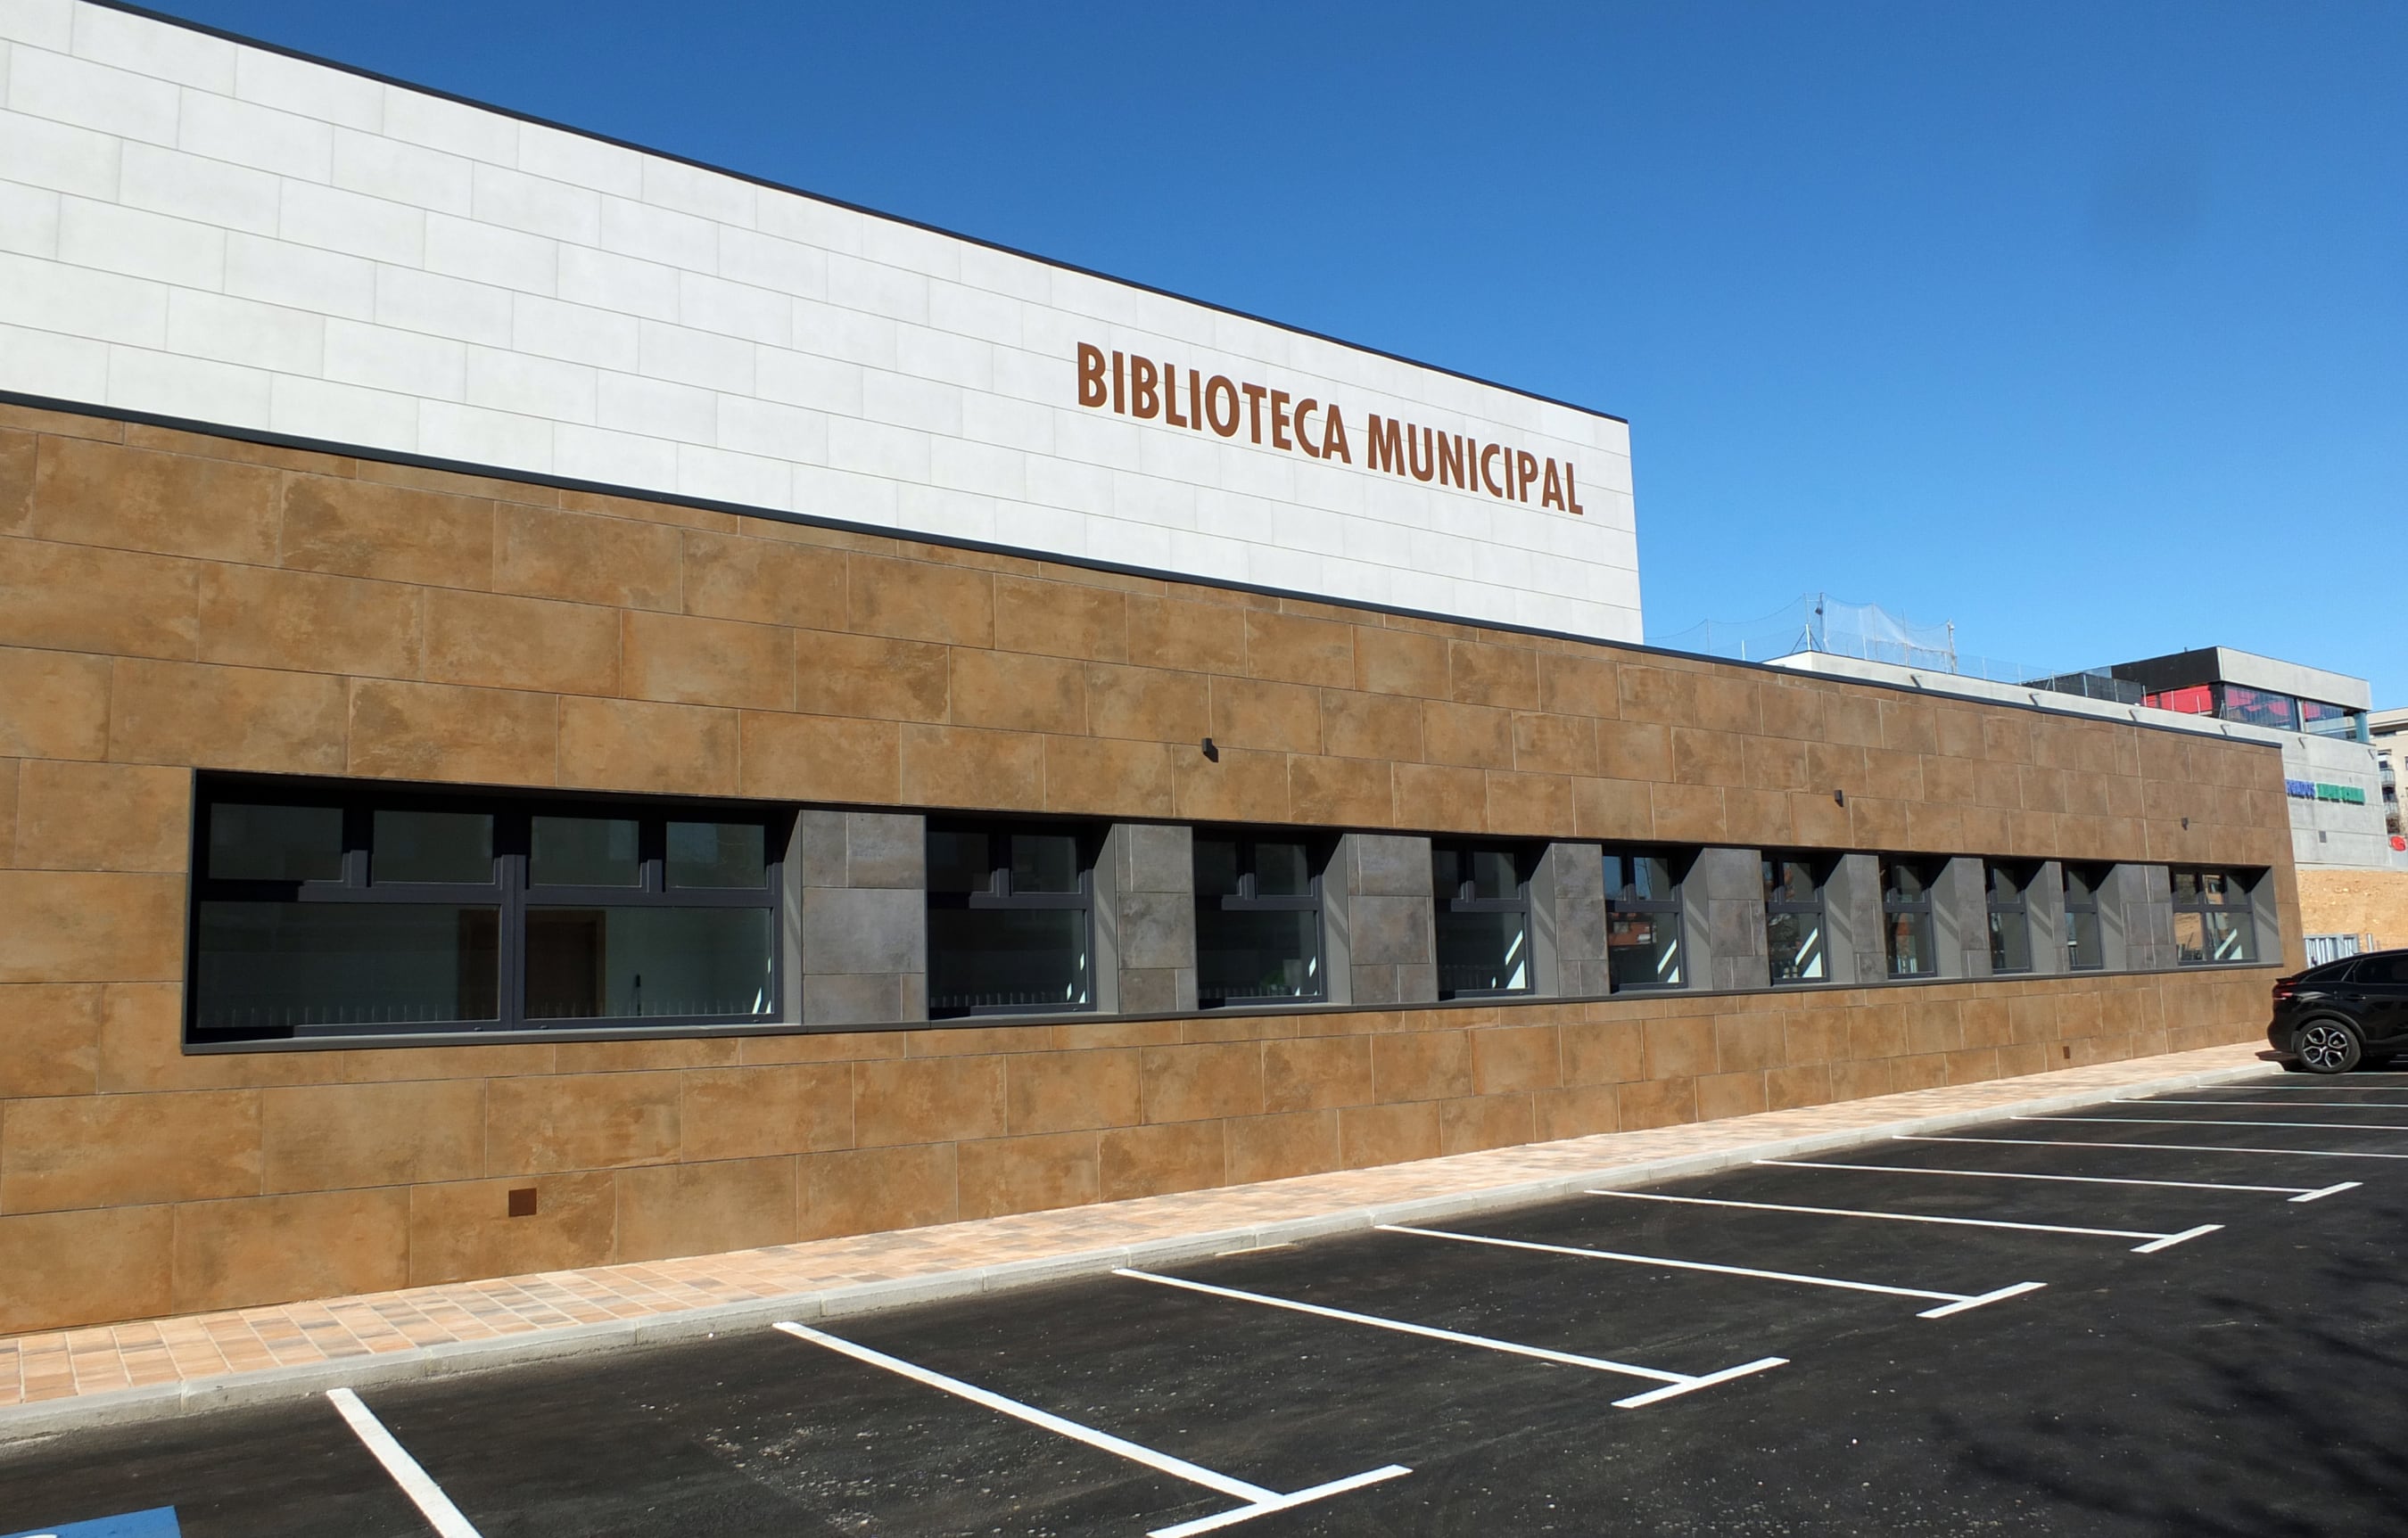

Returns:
0,1,1641,641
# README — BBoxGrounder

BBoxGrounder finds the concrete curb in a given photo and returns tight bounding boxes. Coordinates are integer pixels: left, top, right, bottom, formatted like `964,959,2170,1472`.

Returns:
0,1057,2276,1443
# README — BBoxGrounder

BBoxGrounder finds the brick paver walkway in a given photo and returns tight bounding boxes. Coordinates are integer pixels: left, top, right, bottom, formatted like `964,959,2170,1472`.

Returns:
0,1043,2268,1419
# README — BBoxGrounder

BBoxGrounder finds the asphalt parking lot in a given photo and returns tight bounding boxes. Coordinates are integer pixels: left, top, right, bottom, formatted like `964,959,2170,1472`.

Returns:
9,1072,2408,1537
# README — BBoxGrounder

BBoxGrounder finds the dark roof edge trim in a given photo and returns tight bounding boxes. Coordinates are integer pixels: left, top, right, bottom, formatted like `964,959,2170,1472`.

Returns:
0,387,2284,753
90,0,1629,428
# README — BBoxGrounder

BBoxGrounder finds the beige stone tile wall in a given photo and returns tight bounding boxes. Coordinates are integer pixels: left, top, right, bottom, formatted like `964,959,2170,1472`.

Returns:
0,403,2295,1334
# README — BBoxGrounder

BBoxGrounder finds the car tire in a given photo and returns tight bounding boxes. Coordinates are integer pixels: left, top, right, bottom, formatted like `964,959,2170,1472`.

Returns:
2293,1018,2364,1076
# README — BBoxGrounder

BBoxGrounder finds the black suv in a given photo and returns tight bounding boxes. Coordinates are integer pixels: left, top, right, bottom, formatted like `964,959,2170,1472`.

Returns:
2270,949,2408,1073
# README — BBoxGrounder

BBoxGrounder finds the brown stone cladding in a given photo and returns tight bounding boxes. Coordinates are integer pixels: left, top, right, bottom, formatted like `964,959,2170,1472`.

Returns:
0,402,2298,1333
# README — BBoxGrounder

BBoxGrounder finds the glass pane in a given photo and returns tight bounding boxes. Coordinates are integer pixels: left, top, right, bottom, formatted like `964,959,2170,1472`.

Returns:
194,901,499,1032
532,816,641,887
2200,871,2239,906
1197,908,1322,1003
1608,910,1682,989
1468,850,1521,901
927,829,994,893
2066,909,2104,970
1431,847,1464,897
524,907,772,1019
1989,909,2033,974
1887,909,1936,977
1764,859,1818,905
1436,909,1529,995
1986,863,2025,904
2170,868,2200,902
1010,833,1081,894
2065,864,2105,907
1634,856,1675,901
1192,837,1241,899
666,821,766,889
1768,910,1827,982
210,803,342,882
2173,910,2206,965
2217,685,2297,730
928,907,1090,1015
2301,700,2360,737
1253,841,1312,897
1884,861,1932,901
2203,910,2255,964
373,810,493,884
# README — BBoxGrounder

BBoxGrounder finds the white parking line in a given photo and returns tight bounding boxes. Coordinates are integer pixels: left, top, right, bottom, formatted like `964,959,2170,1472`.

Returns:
773,1320,1408,1538
326,1387,484,1538
2145,1098,2408,1111
1584,1188,2221,1253
1115,1267,1785,1408
1761,1157,2359,1203
2025,1114,2408,1133
1901,1132,2408,1162
1376,1222,2045,1320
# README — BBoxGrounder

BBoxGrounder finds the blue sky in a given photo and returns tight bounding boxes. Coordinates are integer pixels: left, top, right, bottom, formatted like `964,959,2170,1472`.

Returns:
157,1,2408,706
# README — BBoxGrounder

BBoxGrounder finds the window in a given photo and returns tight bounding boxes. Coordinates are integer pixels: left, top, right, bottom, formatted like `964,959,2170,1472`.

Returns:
2214,685,2297,731
2062,863,2108,971
2143,685,2213,716
1604,849,1684,990
927,823,1095,1016
1433,843,1534,998
2299,699,2363,739
2172,867,2257,966
1882,858,1940,978
1762,854,1827,983
1194,834,1325,1007
192,781,779,1042
1985,861,2036,975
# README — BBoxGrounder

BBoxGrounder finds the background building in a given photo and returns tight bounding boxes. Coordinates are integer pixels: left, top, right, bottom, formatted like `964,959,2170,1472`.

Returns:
0,0,2296,1336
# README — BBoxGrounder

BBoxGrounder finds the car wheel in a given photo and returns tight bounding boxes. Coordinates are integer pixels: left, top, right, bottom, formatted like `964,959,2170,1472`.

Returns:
2294,1018,2363,1075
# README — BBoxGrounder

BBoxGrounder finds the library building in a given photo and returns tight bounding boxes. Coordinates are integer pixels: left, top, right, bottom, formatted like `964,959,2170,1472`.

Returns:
0,0,2296,1334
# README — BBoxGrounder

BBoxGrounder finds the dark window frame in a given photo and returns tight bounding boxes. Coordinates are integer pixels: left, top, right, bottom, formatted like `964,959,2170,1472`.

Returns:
1603,845,1686,991
1432,840,1538,999
1880,856,1942,980
2171,865,2258,966
925,818,1101,1018
2062,861,2108,971
1984,859,2036,975
1192,832,1330,1009
1761,851,1832,986
188,776,785,1045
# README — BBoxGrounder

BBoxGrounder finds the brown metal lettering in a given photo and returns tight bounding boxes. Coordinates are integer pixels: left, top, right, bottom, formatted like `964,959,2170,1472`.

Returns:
1295,399,1321,457
1076,343,1108,407
1241,382,1267,443
1206,375,1240,436
1163,361,1188,428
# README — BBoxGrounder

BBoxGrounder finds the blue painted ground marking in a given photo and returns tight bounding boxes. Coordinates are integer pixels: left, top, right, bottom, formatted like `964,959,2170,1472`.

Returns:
2,1509,180,1538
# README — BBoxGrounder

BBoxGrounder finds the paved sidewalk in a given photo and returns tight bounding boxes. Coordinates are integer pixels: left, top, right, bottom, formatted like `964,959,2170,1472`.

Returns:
0,1042,2271,1437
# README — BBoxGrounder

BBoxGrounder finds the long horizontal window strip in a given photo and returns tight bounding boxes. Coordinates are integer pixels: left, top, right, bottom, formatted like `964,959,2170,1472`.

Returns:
186,774,2277,1050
